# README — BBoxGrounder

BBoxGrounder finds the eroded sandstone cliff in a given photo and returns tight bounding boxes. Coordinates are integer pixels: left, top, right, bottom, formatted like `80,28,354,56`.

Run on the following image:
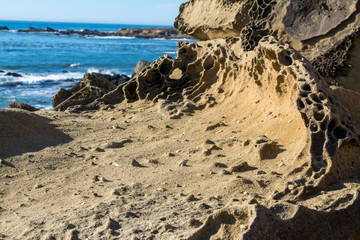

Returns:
175,0,360,92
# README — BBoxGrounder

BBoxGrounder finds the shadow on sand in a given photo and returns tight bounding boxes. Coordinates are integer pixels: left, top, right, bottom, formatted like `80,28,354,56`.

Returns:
0,109,73,161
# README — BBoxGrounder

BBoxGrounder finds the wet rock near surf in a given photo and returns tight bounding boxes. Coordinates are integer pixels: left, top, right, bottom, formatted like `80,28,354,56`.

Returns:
52,73,130,111
0,26,9,31
5,72,22,77
18,27,57,33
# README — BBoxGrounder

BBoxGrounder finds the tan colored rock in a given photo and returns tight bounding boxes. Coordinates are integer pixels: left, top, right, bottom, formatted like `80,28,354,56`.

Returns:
174,0,251,40
175,0,360,91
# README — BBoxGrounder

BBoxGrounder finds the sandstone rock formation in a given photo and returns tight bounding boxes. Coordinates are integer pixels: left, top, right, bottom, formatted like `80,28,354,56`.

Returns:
174,0,251,40
174,0,360,92
132,60,152,77
61,29,360,238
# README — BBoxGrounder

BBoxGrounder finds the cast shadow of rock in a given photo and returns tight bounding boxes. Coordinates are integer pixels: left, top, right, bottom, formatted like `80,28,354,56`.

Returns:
258,142,286,160
0,109,73,160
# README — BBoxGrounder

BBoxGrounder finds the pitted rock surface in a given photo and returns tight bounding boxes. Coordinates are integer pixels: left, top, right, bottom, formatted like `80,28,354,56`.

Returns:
174,0,360,90
283,0,358,41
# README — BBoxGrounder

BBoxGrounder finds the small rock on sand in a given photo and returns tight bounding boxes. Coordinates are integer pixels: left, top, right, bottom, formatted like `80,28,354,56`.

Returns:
34,184,44,189
222,170,231,175
104,142,123,148
204,139,215,145
214,162,228,168
178,160,189,167
230,162,252,172
199,203,212,210
131,159,143,167
187,218,202,227
186,194,197,202
106,218,121,230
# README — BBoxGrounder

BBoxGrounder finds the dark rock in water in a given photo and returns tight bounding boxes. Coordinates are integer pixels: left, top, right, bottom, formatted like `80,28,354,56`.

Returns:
0,70,4,73
45,27,57,32
52,73,118,111
15,26,191,39
5,72,22,77
9,102,39,112
17,27,58,33
132,60,151,77
20,27,44,32
0,26,9,31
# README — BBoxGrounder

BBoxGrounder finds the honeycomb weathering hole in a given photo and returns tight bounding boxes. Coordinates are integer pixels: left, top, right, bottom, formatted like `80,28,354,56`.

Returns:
297,99,305,109
159,59,173,76
277,52,293,66
333,126,348,139
301,83,311,91
203,55,215,70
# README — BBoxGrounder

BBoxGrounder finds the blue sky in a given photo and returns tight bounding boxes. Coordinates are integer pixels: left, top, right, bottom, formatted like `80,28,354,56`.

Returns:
0,0,187,26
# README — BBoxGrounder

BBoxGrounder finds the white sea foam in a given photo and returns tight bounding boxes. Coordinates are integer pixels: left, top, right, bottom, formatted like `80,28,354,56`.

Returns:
0,68,132,85
3,72,85,84
70,63,82,68
87,68,121,75
170,38,195,41
84,36,135,39
164,51,177,54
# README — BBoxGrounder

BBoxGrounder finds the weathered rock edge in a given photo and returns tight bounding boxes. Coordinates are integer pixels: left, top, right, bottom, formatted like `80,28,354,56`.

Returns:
185,190,360,240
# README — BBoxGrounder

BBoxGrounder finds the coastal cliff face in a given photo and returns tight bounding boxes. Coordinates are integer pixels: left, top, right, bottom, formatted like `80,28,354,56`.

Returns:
2,1,360,240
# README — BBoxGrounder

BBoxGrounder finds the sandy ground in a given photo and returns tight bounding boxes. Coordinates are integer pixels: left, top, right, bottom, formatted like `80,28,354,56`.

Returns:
1,100,288,240
0,94,301,239
1,95,359,239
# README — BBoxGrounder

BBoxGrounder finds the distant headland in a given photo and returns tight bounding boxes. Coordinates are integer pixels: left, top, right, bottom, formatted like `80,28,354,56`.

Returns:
0,25,192,39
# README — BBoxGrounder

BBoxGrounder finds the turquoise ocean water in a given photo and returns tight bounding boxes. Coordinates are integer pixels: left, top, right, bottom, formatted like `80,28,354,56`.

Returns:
0,20,188,109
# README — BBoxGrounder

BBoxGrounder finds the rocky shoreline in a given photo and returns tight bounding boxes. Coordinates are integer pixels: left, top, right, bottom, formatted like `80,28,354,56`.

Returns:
1,0,360,239
1,26,192,39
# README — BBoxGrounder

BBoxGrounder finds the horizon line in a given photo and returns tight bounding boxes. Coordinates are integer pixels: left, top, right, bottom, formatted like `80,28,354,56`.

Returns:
0,19,175,27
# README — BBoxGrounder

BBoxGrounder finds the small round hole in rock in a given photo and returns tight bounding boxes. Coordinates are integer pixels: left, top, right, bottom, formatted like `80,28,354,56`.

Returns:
333,126,347,139
277,52,293,66
301,83,311,91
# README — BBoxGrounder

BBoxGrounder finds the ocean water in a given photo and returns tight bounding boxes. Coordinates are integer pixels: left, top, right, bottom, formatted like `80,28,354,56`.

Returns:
0,20,190,109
